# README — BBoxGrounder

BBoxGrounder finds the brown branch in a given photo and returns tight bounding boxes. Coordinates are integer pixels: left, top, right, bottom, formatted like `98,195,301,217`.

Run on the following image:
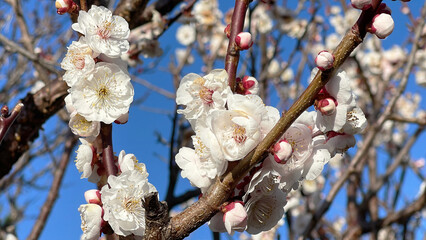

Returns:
225,0,251,92
101,123,118,177
388,115,426,126
0,80,69,179
0,33,61,75
26,132,78,240
114,0,149,29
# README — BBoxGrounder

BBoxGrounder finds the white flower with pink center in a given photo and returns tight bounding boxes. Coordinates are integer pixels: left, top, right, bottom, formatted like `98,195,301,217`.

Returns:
72,5,130,57
70,62,134,124
210,94,280,161
176,69,231,126
101,170,156,237
61,37,96,87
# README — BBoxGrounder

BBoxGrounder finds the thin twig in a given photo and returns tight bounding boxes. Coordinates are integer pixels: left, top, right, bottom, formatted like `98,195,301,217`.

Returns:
26,132,78,240
225,0,252,92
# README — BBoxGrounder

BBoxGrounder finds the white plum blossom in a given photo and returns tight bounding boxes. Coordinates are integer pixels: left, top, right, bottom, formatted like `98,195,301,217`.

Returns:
78,204,103,240
176,25,196,46
101,170,156,237
341,106,367,134
175,147,215,192
315,70,356,132
302,135,331,181
192,0,222,27
118,150,148,178
325,132,356,156
75,138,96,179
72,5,130,57
176,69,231,126
70,62,134,124
69,112,100,138
251,4,273,34
210,94,279,161
175,128,226,193
245,186,287,234
61,37,97,87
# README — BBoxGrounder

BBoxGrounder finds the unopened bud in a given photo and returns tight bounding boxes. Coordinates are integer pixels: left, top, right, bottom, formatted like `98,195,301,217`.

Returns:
235,32,253,50
84,189,102,205
224,24,231,38
317,98,337,115
273,139,293,164
351,0,372,10
55,0,78,15
240,76,259,95
371,13,394,39
315,50,335,71
223,201,247,235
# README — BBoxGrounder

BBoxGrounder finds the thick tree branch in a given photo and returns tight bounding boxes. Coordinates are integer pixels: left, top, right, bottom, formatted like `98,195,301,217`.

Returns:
0,80,68,179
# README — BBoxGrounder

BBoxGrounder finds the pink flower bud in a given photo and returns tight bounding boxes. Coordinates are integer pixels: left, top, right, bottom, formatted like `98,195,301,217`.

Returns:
273,139,293,164
235,32,253,50
55,0,78,15
315,50,335,71
224,24,231,39
223,201,247,235
239,76,259,95
114,112,129,124
351,0,372,10
317,98,337,115
370,13,394,39
84,189,102,205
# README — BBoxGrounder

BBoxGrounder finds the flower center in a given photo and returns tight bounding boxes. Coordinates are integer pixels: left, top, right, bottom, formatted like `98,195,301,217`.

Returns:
97,20,115,39
123,197,141,213
199,87,214,104
233,124,247,144
68,50,86,70
98,85,109,97
251,199,273,224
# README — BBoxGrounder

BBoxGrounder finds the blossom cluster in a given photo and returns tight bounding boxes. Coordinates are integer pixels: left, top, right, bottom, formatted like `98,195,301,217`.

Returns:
59,5,156,239
78,150,157,240
62,5,134,139
175,66,366,234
